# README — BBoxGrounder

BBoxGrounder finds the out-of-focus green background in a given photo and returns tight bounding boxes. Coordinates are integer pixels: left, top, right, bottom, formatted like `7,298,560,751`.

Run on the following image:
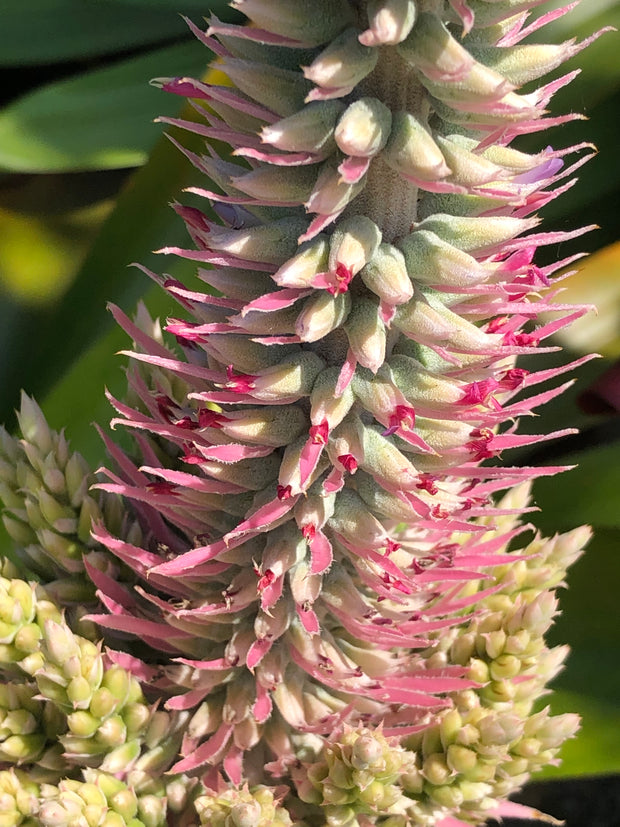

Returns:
0,0,618,779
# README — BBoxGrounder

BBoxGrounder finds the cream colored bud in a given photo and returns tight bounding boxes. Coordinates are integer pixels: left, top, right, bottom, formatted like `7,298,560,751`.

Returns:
261,101,344,153
273,235,330,288
490,654,521,681
422,753,451,786
345,296,387,372
360,0,417,46
360,242,413,305
303,28,377,91
329,215,382,275
335,98,392,157
306,162,367,215
310,368,356,430
295,291,351,342
384,111,450,182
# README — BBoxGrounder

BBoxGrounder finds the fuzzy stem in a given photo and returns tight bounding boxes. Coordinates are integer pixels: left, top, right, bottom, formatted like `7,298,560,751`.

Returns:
354,52,426,239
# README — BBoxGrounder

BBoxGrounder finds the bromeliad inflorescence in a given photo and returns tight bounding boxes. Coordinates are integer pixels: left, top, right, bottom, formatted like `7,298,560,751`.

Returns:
0,1,608,825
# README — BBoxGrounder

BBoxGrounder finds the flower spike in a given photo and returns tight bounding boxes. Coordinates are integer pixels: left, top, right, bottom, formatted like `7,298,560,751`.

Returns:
0,1,606,825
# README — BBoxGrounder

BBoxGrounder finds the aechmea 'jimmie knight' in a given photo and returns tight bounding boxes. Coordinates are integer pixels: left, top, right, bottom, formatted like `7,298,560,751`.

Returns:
0,1,608,826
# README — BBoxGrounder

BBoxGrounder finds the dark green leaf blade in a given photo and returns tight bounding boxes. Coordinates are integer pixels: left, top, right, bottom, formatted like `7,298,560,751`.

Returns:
0,40,212,172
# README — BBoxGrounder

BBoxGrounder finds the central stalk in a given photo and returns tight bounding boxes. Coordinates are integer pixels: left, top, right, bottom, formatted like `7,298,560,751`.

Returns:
354,46,428,241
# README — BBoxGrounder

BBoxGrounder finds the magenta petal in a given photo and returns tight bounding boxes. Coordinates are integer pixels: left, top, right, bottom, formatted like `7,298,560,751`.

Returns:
296,603,320,635
223,745,244,786
246,637,273,671
225,495,300,543
171,723,233,773
253,683,273,723
242,288,312,314
335,348,357,396
309,528,333,575
338,155,370,184
165,689,210,711
84,613,191,642
323,466,345,494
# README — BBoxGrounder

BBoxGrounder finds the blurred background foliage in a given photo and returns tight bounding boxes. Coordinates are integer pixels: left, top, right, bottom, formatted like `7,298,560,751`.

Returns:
0,0,618,781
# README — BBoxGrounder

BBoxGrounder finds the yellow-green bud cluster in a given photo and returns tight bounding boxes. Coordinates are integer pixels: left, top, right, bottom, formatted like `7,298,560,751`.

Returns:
0,767,168,827
37,769,166,827
390,512,588,823
0,768,41,826
35,619,151,768
194,783,294,827
0,576,61,672
298,728,417,826
0,681,64,767
0,394,111,588
402,696,578,825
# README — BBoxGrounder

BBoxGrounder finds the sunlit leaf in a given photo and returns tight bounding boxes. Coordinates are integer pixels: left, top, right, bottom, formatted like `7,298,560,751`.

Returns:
0,201,113,305
0,40,210,172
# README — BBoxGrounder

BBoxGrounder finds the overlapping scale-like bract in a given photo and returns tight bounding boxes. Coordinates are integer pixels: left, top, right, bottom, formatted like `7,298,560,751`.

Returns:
77,1,602,824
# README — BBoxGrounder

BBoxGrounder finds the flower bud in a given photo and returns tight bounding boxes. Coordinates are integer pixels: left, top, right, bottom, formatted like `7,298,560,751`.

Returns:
422,753,450,786
303,29,377,93
345,296,387,372
414,213,537,253
310,368,356,430
17,394,53,455
138,794,167,827
222,58,311,119
233,164,316,204
67,710,100,738
360,0,417,46
295,291,351,342
335,98,392,158
306,162,367,216
220,407,308,447
206,216,309,266
100,739,141,773
393,293,491,353
360,242,413,305
231,0,355,47
261,101,344,153
398,229,491,287
329,215,382,277
383,111,450,182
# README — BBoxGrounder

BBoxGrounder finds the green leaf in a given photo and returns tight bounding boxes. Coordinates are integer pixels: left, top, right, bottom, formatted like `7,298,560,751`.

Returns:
0,0,198,66
531,441,620,532
110,0,237,12
0,40,212,173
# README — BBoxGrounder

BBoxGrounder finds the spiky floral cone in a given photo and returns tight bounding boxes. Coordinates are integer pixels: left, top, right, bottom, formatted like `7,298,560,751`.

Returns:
1,1,604,825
